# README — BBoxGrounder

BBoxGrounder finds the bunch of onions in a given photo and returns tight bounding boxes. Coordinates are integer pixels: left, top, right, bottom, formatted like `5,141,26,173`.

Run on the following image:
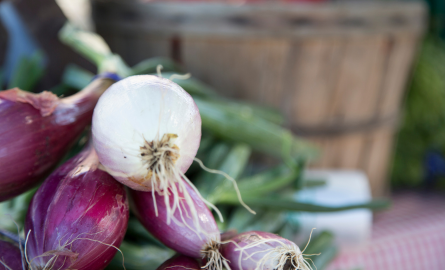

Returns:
0,76,115,202
131,181,228,270
24,143,129,270
220,231,314,270
0,239,23,270
157,255,200,270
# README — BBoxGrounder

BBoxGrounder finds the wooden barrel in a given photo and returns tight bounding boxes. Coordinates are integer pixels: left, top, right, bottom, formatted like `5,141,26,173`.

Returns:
93,1,427,197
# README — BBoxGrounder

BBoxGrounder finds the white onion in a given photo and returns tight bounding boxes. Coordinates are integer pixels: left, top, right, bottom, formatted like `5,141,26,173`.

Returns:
92,75,201,192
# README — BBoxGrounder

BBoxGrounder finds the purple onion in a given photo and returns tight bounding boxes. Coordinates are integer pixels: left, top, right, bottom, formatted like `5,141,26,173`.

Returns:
0,77,115,202
0,239,23,270
220,231,312,270
24,144,129,270
130,181,228,270
157,255,200,270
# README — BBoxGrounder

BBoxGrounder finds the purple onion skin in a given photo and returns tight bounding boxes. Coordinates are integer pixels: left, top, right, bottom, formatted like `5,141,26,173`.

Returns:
25,145,129,270
130,181,220,258
0,78,115,202
220,231,297,270
0,240,22,270
157,255,200,270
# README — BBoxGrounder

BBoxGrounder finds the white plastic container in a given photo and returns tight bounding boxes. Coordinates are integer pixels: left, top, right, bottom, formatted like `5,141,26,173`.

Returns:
292,170,373,247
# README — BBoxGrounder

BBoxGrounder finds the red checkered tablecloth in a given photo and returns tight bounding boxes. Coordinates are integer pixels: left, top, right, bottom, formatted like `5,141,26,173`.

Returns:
327,191,445,270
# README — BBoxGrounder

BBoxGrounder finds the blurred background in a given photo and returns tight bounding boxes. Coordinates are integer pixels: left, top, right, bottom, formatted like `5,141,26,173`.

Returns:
1,0,445,269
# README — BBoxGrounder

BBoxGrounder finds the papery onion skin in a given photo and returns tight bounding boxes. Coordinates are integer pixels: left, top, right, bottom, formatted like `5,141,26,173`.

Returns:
25,144,129,270
0,239,23,270
220,231,300,270
0,78,115,202
92,75,201,191
157,255,200,270
130,181,220,258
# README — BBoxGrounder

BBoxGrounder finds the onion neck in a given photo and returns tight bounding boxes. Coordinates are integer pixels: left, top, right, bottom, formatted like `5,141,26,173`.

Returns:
61,78,115,106
68,142,101,177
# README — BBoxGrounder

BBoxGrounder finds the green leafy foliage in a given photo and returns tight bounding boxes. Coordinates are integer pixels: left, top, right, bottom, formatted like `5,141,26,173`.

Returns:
105,241,174,270
0,188,37,233
391,38,445,187
7,50,45,91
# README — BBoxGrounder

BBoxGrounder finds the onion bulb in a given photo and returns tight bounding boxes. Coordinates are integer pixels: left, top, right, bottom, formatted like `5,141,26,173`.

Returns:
24,143,129,270
92,75,207,223
220,231,314,270
92,74,201,190
0,239,23,270
131,181,229,270
0,77,115,202
157,255,200,270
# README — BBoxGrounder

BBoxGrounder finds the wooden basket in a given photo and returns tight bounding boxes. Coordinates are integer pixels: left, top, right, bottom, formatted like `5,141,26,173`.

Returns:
93,1,427,197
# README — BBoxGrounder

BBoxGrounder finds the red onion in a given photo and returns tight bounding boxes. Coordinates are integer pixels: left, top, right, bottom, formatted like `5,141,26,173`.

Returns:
220,231,313,270
0,77,115,202
0,239,23,270
24,144,129,270
130,180,229,270
157,255,200,270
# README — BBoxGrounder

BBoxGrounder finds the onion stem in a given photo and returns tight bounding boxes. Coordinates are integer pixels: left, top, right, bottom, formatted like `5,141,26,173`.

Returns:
219,197,391,212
